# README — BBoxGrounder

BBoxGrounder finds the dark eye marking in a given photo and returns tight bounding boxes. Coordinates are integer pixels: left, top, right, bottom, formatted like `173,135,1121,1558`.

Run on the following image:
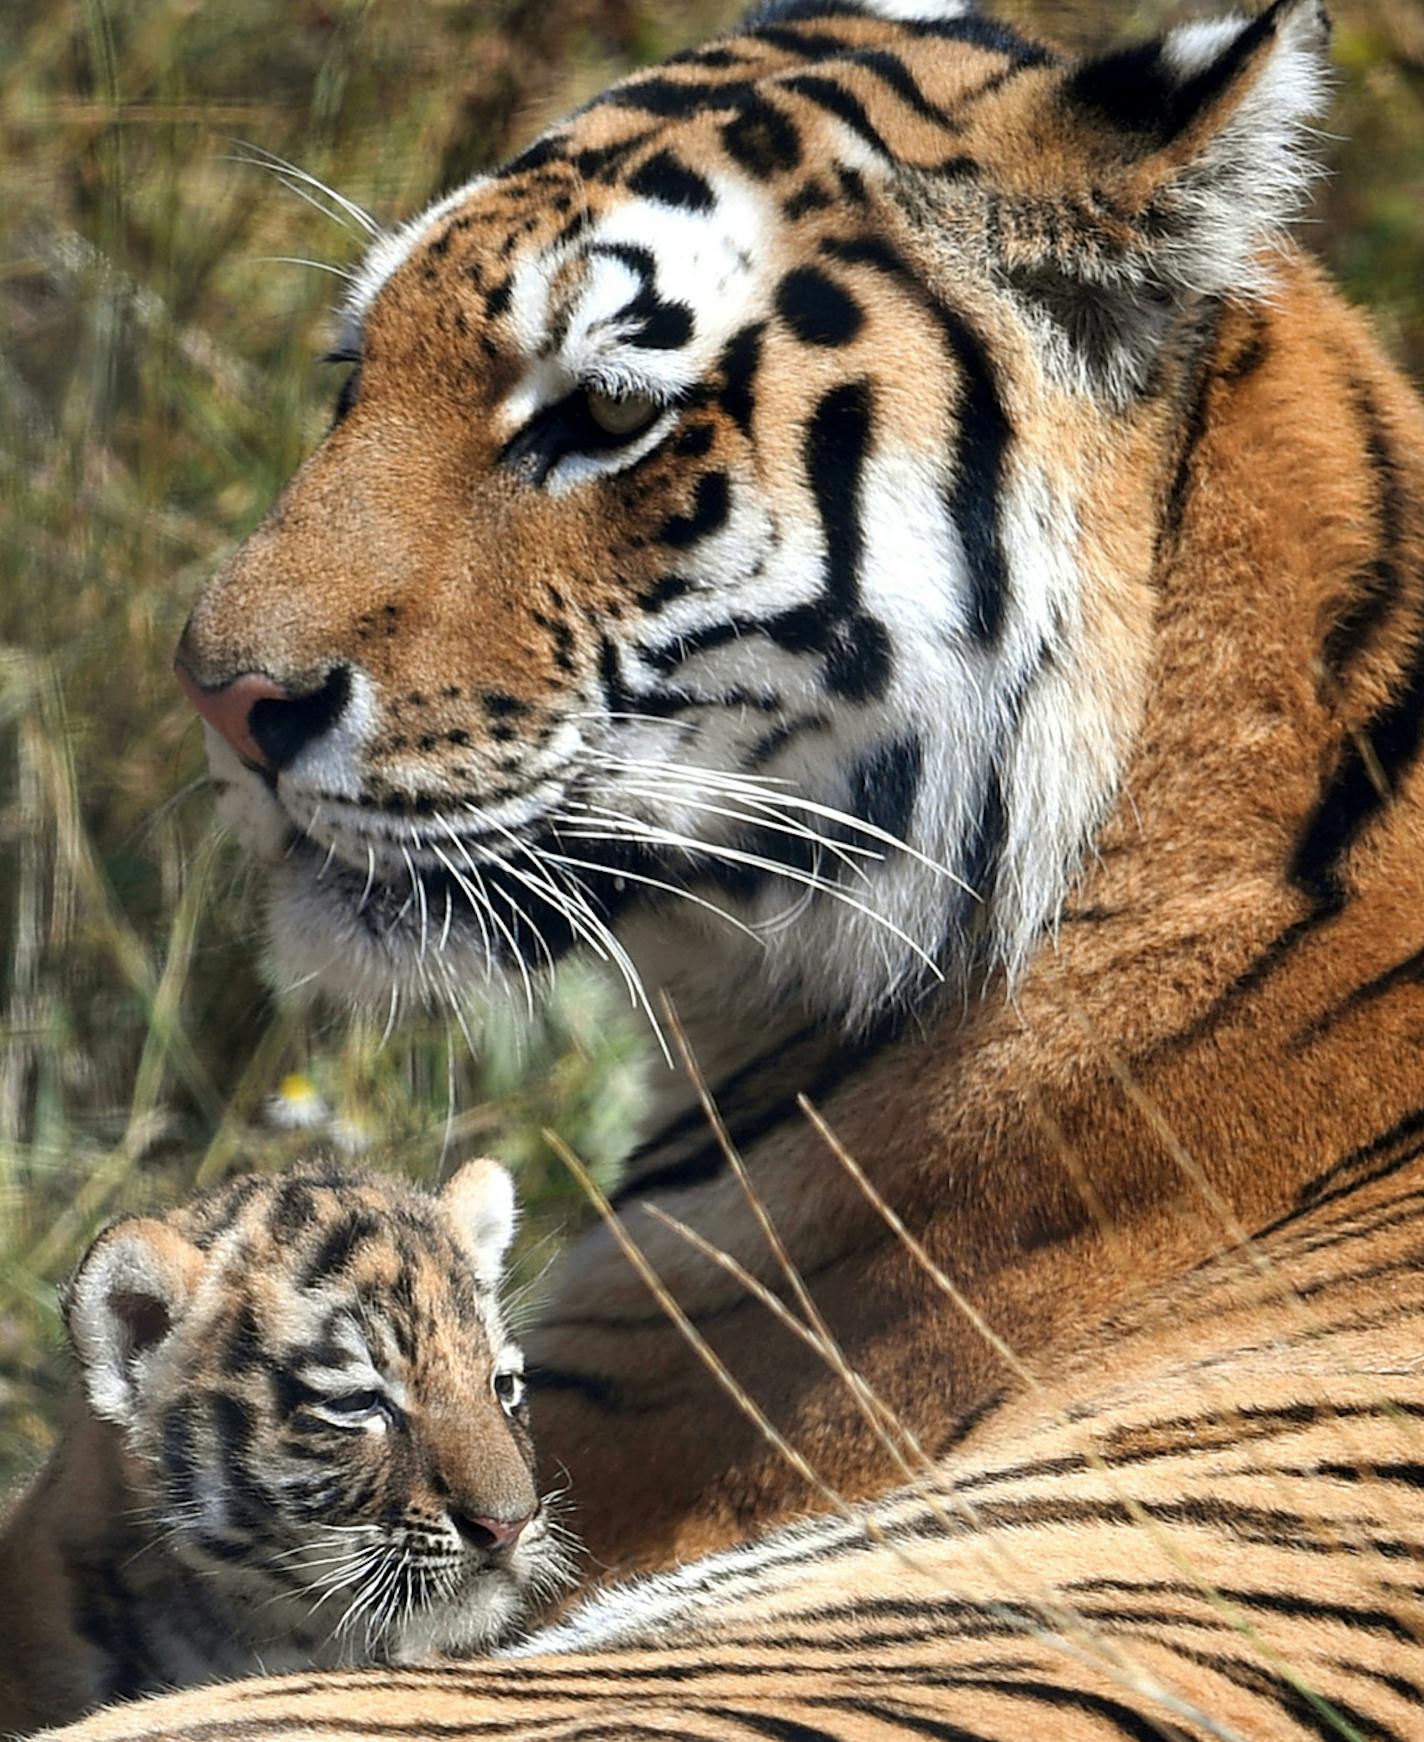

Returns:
776,266,864,349
589,243,694,352
627,149,715,214
658,471,731,550
493,1370,526,1414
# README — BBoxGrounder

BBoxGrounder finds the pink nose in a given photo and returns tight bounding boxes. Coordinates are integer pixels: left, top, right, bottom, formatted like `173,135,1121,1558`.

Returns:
175,664,289,771
452,1510,534,1553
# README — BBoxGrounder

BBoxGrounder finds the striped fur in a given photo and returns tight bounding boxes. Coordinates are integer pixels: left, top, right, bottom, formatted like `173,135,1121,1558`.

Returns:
44,1147,1424,1739
159,0,1424,1725
0,1164,574,1734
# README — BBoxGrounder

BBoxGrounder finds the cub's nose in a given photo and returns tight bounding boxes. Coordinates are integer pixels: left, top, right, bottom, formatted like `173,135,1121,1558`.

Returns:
449,1507,535,1554
175,662,351,774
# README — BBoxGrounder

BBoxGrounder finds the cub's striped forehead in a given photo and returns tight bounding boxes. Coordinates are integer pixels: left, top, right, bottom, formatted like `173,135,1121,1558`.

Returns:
173,1169,499,1365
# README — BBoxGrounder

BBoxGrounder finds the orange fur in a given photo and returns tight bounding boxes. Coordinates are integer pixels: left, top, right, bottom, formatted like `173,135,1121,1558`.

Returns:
123,2,1424,1734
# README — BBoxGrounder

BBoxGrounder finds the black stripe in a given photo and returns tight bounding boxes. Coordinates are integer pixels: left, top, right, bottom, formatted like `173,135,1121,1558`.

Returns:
65,1538,160,1703
805,380,871,615
776,265,864,348
1291,943,1424,1048
1292,401,1423,910
615,1010,901,1205
722,94,804,176
1153,377,1422,1052
302,1210,382,1287
810,1698,998,1742
617,1023,823,1192
601,75,755,121
658,472,731,549
705,1709,839,1742
822,236,1013,644
1156,301,1226,563
745,5,1052,64
780,73,891,157
740,377,895,705
627,149,716,213
588,243,695,352
950,1677,1192,1742
845,735,922,844
1170,1647,1406,1742
842,48,964,128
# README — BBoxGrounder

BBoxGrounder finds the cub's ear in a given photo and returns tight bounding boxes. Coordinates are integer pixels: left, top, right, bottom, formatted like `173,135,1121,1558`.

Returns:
743,2,977,25
64,1219,203,1428
441,1159,518,1288
1008,0,1331,394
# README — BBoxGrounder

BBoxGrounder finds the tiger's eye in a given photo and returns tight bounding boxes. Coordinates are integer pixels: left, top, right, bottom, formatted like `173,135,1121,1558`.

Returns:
586,390,660,438
321,1389,383,1417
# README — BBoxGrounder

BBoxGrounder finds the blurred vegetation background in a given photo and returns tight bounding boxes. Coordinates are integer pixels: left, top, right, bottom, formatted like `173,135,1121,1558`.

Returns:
1,0,1421,1490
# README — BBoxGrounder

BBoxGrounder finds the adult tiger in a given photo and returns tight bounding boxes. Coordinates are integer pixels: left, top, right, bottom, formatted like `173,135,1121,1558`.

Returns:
172,0,1424,1600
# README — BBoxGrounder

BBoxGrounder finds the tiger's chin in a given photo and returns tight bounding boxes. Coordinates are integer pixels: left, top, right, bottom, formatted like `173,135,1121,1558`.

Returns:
258,843,558,1014
212,758,569,1013
382,1570,528,1665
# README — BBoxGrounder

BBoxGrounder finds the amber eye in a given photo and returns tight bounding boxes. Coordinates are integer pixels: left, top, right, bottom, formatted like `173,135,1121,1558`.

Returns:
585,389,661,439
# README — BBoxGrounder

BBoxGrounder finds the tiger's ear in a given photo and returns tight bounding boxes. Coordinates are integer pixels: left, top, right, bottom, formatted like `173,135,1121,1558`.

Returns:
743,1,977,25
441,1159,518,1288
1015,0,1332,392
64,1219,203,1428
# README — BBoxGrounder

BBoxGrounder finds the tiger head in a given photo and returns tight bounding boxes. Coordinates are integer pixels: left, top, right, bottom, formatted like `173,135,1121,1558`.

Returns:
175,0,1332,1033
64,1161,572,1664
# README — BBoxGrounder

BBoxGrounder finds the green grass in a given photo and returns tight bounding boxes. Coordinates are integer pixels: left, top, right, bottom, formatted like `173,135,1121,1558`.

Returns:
1,0,1421,1491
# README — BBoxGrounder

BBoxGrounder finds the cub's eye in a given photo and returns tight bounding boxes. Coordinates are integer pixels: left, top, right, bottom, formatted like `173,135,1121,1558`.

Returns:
493,1370,526,1414
585,389,660,440
317,1389,384,1421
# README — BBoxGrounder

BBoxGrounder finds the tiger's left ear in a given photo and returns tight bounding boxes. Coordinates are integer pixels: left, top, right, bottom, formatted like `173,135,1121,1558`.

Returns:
441,1158,518,1288
1007,0,1332,393
64,1219,205,1429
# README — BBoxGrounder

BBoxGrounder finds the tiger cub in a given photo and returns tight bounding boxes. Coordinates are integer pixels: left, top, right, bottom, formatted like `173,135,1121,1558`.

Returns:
0,1160,574,1735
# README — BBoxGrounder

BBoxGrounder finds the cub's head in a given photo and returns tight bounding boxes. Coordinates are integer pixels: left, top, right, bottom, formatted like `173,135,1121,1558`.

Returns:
178,0,1331,1031
65,1161,572,1662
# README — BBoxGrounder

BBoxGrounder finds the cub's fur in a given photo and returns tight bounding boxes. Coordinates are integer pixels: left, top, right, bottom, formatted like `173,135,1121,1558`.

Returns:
0,1162,573,1735
172,0,1424,1589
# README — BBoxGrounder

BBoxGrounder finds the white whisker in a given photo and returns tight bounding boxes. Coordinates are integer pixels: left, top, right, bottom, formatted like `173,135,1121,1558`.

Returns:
227,143,383,236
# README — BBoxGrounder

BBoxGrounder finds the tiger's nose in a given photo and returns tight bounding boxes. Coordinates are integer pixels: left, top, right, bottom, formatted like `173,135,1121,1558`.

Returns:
449,1507,534,1554
175,661,351,773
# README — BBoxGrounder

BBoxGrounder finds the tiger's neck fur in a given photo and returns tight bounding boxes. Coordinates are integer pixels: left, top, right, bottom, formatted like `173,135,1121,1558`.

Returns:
532,255,1424,1573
